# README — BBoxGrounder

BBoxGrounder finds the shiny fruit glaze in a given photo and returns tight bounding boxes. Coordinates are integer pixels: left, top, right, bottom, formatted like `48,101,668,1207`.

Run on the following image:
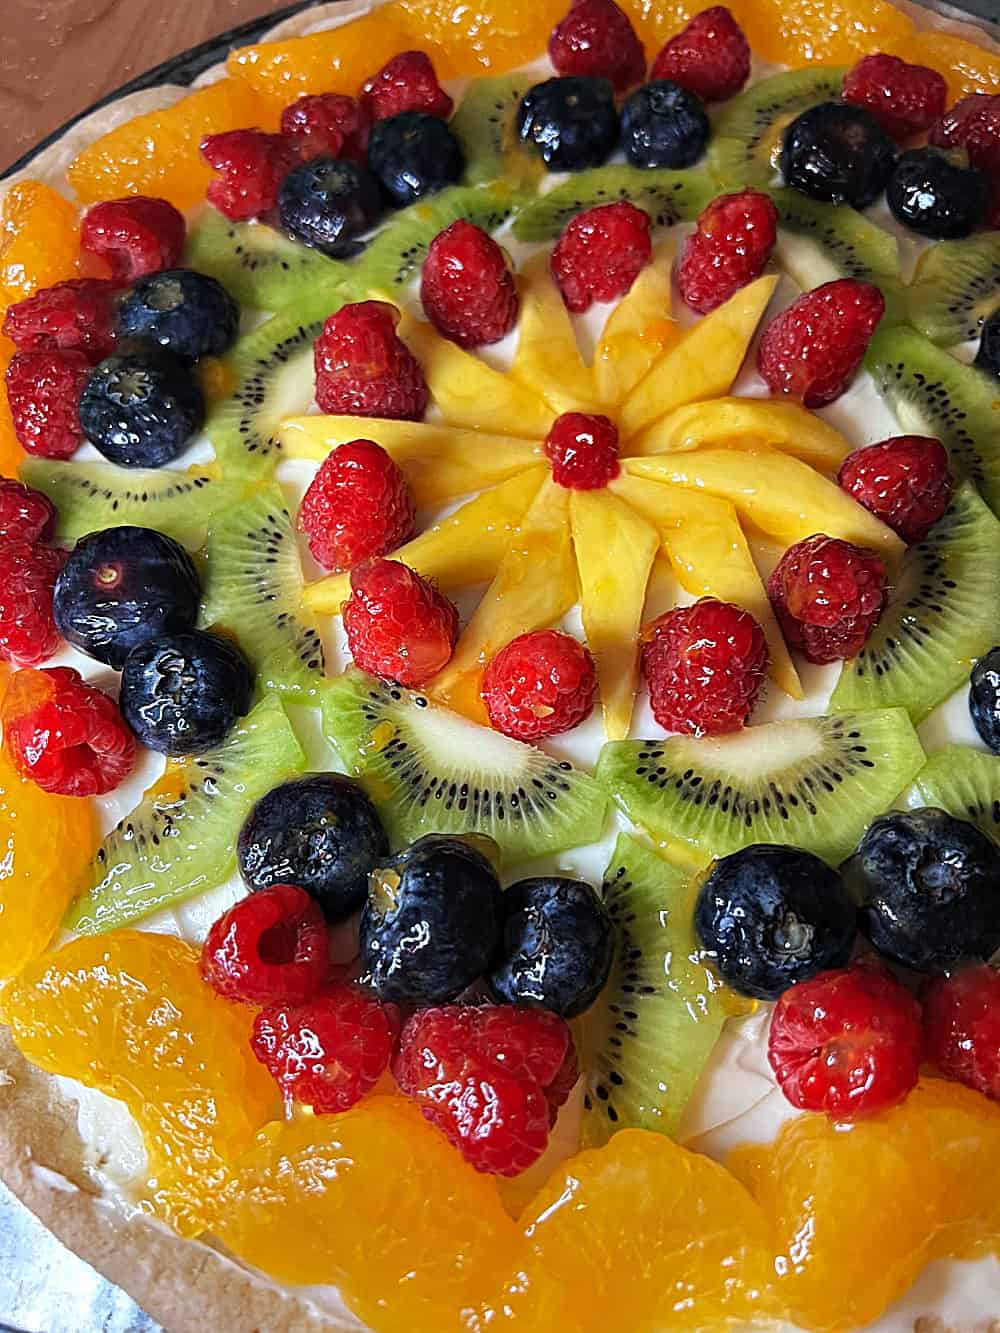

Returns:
388,0,569,75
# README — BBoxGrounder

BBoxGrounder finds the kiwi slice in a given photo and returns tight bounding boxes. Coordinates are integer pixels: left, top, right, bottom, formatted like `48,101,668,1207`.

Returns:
901,744,1000,843
830,485,1000,723
65,693,306,934
450,74,542,188
511,166,714,243
18,458,245,550
595,709,924,867
579,833,732,1148
707,67,846,191
322,670,608,861
906,234,1000,347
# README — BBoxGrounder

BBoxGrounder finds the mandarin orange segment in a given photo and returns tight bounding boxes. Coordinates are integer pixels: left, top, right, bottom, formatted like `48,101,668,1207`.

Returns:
0,182,80,306
740,0,913,66
899,31,1000,98
389,0,568,75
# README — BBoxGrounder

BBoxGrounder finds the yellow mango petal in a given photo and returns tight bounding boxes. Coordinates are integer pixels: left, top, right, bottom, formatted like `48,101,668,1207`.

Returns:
593,243,678,406
511,254,603,415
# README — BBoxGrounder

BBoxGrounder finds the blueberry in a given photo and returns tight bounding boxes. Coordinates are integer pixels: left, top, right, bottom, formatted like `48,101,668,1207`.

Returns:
969,647,1000,752
238,774,389,922
359,834,502,1005
79,350,204,468
844,808,1000,973
694,844,856,999
620,81,710,170
977,310,1000,380
516,77,619,172
117,269,240,363
487,876,613,1018
886,148,990,240
781,102,896,209
278,157,384,257
53,525,200,668
367,113,465,207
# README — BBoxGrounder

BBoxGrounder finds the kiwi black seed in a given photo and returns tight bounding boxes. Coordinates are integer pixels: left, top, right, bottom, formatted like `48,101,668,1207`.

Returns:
511,164,714,242
906,233,1000,347
450,73,542,188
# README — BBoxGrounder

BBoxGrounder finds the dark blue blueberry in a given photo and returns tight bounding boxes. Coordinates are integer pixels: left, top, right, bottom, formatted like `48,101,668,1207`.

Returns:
359,833,502,1005
694,844,856,999
977,309,1000,380
366,113,465,206
238,774,389,922
516,77,619,172
278,157,384,256
970,647,1000,752
886,148,990,239
53,525,200,668
781,102,896,209
79,350,204,468
487,876,613,1018
116,269,240,363
620,81,710,170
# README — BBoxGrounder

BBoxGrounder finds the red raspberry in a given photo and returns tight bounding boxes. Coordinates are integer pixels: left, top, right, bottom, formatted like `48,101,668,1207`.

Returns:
838,435,952,544
5,349,90,459
481,629,597,742
3,279,119,363
79,197,186,283
359,50,453,122
548,0,646,93
923,964,1000,1102
252,983,399,1113
544,411,620,490
768,534,886,664
281,93,371,163
201,884,331,1006
640,597,768,736
314,301,428,421
551,201,652,313
420,220,519,349
343,557,458,686
298,438,416,572
0,479,56,545
393,1004,575,1175
0,542,64,667
842,53,947,141
200,129,300,222
1,665,135,797
757,279,885,408
768,960,922,1118
650,6,750,103
930,94,1000,174
677,189,778,315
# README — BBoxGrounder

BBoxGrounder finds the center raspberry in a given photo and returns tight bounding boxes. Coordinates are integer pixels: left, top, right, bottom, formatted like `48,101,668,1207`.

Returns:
544,412,620,490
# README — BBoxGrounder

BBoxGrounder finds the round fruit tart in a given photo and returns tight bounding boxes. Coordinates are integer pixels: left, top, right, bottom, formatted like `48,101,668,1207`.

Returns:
2,0,1000,1329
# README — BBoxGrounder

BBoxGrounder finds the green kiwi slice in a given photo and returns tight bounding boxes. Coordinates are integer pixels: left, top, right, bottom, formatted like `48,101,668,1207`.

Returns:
511,165,714,243
906,234,1000,347
578,833,731,1148
200,486,325,701
901,744,1000,843
450,74,542,188
831,485,1000,723
595,709,924,867
65,693,306,934
321,670,608,861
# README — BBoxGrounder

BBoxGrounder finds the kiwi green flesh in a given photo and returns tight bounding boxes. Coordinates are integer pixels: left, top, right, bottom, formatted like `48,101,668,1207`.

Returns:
831,486,1000,723
578,833,730,1148
321,670,608,862
595,709,924,868
64,693,306,934
199,485,325,701
901,744,1000,843
512,166,714,243
906,234,1000,347
450,74,542,189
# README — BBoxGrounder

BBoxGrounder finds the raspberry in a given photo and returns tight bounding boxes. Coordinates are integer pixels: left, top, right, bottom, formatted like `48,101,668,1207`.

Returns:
842,53,948,142
838,435,952,544
551,201,652,314
2,279,119,363
640,597,768,736
343,557,458,686
768,960,922,1118
314,301,428,420
5,349,90,459
1,665,135,797
481,629,597,741
544,411,620,490
757,279,885,408
252,983,399,1113
393,1004,575,1175
297,438,416,572
359,50,454,122
420,220,519,349
930,94,1000,174
677,189,778,314
0,542,64,667
79,197,186,283
200,129,300,222
0,479,56,545
280,93,371,163
547,0,646,93
201,884,331,1007
650,6,750,103
923,964,1000,1102
768,534,886,664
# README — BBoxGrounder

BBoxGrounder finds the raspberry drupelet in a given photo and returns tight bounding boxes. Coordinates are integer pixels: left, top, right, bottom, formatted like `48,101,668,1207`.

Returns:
544,412,620,490
650,6,751,102
344,557,459,687
5,349,90,459
923,964,1000,1102
838,435,952,544
929,94,1000,174
298,439,416,572
842,53,948,141
768,534,886,664
280,93,371,162
420,220,519,349
200,129,300,222
548,0,647,93
3,279,119,363
202,884,331,1006
0,479,56,545
80,196,186,282
550,201,653,313
678,189,778,314
359,51,453,122
482,629,598,741
0,542,65,667
314,301,429,421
